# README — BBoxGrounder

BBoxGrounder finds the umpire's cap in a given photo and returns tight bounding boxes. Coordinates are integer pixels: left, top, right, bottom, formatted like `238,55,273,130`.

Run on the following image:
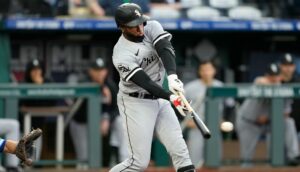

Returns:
280,53,295,65
266,63,280,76
115,3,149,27
90,58,106,70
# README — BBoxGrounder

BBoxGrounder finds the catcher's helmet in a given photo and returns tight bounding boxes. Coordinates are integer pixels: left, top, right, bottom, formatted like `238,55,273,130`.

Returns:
115,3,149,27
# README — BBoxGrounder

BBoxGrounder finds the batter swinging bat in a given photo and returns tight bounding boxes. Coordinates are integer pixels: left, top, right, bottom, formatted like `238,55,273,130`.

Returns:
178,92,211,139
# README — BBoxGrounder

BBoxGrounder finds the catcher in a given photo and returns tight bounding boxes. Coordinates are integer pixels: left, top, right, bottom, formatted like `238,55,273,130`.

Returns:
0,128,42,166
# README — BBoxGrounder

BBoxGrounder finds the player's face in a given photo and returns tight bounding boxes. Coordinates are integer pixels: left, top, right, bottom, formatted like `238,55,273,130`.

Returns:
123,24,144,37
280,64,295,78
199,63,216,82
30,68,43,83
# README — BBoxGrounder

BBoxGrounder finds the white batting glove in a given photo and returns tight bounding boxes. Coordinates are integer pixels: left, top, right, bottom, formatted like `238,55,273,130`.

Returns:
170,94,187,117
168,74,184,95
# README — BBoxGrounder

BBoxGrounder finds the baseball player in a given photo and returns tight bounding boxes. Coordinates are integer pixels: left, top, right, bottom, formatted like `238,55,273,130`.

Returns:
110,3,195,172
184,60,223,168
236,63,300,166
69,58,127,168
279,53,300,134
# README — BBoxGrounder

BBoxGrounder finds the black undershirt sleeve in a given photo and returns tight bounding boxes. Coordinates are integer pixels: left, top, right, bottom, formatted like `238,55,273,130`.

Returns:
130,70,172,100
154,38,176,75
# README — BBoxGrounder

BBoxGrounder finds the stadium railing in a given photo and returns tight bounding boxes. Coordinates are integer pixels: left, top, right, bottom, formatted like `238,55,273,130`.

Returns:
0,83,101,169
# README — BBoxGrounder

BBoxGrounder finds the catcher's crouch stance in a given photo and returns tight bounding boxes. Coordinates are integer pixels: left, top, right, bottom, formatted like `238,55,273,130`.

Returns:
0,128,42,166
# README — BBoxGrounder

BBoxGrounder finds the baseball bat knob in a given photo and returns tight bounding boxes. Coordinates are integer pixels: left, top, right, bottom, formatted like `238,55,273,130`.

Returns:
203,132,211,139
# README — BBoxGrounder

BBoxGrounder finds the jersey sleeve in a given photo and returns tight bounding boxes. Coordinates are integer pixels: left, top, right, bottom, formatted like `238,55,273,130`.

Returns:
113,53,142,82
146,20,172,46
0,138,6,153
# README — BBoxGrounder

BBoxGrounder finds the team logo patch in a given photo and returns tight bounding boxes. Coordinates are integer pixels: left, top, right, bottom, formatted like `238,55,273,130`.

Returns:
134,9,141,17
118,64,130,73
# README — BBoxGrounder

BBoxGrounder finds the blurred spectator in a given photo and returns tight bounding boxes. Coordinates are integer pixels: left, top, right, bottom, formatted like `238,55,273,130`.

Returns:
69,0,105,17
184,59,223,168
236,63,300,167
279,54,300,141
0,119,21,172
19,59,57,161
69,58,127,169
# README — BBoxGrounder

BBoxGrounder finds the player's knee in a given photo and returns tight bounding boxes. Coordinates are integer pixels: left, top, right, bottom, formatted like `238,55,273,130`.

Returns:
137,162,149,170
134,158,150,171
177,165,195,172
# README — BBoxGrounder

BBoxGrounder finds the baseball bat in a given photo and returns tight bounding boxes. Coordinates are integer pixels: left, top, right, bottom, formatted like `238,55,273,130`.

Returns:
178,92,211,139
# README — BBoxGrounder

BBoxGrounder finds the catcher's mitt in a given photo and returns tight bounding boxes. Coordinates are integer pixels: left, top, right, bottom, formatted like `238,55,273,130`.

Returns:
15,128,43,166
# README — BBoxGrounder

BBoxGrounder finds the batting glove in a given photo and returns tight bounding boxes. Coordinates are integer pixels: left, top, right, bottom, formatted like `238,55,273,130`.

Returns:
168,74,184,95
170,94,188,117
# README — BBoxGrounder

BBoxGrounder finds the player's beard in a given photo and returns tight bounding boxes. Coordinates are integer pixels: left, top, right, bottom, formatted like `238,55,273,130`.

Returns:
123,32,144,42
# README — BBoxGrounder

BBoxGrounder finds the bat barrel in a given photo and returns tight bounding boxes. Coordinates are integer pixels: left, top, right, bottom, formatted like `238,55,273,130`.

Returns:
193,112,211,139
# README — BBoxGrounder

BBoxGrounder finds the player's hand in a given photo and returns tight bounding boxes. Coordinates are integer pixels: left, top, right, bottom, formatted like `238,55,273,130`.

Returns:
256,115,269,125
170,94,188,117
100,118,110,136
168,74,184,95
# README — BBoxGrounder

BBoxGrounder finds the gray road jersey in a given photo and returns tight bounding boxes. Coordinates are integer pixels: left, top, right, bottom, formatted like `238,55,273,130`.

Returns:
113,20,172,94
184,79,223,120
238,98,292,122
238,99,270,122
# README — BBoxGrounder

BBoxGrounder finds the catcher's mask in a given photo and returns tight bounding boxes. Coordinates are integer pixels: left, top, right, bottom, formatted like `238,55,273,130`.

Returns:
115,3,149,28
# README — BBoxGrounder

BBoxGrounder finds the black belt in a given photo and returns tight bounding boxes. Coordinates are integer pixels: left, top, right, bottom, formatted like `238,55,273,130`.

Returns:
128,92,158,99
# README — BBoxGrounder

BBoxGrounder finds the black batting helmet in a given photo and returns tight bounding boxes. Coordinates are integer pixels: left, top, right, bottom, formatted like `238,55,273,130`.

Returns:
115,3,149,27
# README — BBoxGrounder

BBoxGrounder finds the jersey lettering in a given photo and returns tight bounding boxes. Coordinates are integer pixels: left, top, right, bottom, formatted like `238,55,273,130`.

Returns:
141,55,157,67
118,64,130,73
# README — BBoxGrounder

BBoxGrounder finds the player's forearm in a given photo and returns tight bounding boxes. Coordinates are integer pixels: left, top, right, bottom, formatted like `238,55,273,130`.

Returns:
130,70,172,100
4,140,17,154
155,38,176,75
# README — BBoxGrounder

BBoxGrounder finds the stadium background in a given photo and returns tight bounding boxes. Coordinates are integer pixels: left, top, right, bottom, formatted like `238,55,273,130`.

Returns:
1,0,300,171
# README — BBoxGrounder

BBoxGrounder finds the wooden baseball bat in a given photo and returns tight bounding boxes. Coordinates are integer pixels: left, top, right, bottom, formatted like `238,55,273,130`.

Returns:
178,92,211,139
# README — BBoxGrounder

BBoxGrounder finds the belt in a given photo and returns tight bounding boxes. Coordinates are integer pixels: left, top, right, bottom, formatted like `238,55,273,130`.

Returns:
128,92,158,99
